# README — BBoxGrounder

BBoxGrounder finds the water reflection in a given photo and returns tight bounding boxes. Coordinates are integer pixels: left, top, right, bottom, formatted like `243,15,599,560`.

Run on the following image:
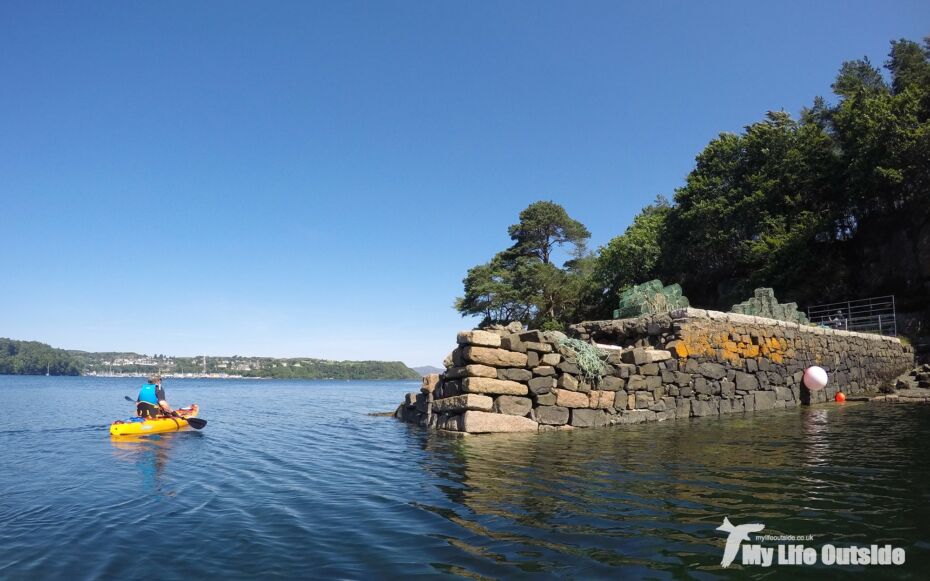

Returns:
110,433,200,494
414,407,930,577
2,378,928,578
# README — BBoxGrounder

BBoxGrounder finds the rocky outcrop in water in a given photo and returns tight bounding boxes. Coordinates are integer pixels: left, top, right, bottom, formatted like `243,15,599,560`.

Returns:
891,363,930,391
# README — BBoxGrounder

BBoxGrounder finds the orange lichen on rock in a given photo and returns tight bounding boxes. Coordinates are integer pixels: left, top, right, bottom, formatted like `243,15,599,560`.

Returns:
676,325,788,363
676,330,717,358
719,348,742,365
666,340,690,358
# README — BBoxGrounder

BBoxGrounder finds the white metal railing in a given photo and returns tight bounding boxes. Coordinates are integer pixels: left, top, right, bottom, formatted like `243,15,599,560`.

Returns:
806,295,896,337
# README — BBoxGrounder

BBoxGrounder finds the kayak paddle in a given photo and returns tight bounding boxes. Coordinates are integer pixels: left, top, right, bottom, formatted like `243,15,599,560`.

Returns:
123,396,208,429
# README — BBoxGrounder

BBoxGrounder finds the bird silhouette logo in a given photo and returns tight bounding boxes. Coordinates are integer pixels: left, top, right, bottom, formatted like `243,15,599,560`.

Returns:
717,517,765,568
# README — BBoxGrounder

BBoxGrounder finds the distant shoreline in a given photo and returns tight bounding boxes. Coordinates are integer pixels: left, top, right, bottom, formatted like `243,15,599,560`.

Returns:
84,372,273,380
1,336,421,380
84,373,418,381
0,373,419,381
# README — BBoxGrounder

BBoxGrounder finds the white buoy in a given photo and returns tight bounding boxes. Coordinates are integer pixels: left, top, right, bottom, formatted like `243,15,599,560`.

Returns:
803,366,829,390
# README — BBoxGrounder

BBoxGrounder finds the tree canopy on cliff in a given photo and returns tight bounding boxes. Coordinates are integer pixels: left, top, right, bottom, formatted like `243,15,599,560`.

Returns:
657,36,930,311
457,36,930,329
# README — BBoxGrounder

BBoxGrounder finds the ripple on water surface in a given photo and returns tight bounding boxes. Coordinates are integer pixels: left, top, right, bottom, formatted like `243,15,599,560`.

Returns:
1,376,929,579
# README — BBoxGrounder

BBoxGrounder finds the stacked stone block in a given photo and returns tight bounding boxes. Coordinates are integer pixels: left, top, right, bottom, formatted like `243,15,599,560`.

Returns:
396,308,914,433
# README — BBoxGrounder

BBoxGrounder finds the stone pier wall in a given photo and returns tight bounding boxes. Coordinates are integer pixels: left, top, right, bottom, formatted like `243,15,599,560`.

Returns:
395,309,914,434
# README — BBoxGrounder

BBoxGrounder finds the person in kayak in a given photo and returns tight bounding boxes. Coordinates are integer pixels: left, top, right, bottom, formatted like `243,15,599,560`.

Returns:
136,374,174,418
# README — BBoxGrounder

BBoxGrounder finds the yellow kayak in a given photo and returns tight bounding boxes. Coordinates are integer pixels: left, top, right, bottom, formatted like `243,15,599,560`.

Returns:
109,405,200,437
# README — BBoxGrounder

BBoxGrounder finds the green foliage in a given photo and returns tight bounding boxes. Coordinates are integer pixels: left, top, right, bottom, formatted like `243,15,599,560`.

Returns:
507,201,591,265
656,36,930,310
832,58,887,97
0,338,81,376
887,38,930,95
661,110,843,306
239,360,419,380
458,37,930,328
586,198,670,318
454,254,533,325
456,201,592,328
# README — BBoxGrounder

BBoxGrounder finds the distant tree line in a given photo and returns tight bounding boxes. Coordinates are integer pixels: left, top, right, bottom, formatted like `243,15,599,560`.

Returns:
74,352,421,380
2,343,420,380
457,37,930,330
0,338,82,376
240,361,419,380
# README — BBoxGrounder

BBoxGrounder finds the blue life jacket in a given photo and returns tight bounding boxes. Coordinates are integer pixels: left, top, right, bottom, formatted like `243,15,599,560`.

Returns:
138,382,159,405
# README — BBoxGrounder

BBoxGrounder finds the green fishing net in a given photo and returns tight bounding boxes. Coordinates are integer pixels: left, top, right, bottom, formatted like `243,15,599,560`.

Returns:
558,337,609,381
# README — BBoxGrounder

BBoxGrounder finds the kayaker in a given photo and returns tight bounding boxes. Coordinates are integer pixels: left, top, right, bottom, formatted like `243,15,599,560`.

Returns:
136,374,174,418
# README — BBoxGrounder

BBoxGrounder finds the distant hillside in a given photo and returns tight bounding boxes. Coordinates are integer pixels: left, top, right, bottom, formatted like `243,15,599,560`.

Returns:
0,337,420,380
412,365,443,376
70,351,421,380
0,338,82,376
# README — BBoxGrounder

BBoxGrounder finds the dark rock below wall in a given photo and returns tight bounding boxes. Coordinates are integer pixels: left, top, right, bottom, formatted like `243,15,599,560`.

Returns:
570,408,608,428
536,406,570,425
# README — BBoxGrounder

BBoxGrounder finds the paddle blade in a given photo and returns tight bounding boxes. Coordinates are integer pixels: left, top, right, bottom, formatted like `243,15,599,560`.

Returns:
185,417,207,429
124,396,136,402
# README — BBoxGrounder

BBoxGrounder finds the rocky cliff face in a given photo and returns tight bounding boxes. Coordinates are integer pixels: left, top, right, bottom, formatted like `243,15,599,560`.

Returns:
396,310,914,433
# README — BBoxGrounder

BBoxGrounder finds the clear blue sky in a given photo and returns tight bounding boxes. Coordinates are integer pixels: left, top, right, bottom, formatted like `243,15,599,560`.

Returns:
1,1,927,366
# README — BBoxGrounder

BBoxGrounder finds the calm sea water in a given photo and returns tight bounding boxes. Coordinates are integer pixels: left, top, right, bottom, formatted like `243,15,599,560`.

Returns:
1,376,929,579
